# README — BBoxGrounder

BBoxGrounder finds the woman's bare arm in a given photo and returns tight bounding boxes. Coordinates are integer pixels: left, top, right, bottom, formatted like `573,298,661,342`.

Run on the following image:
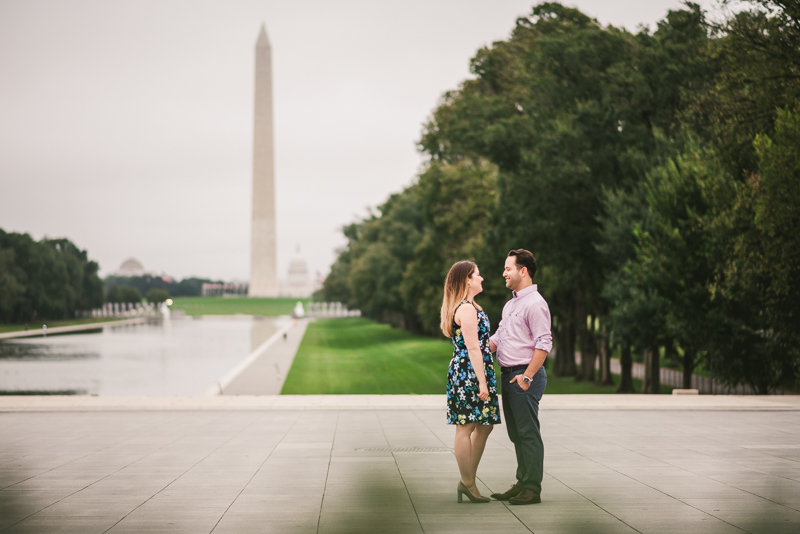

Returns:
455,304,489,401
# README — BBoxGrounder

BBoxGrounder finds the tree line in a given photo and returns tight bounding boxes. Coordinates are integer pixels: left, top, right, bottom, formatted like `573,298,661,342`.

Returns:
104,275,214,302
0,229,104,323
319,1,800,394
0,229,219,322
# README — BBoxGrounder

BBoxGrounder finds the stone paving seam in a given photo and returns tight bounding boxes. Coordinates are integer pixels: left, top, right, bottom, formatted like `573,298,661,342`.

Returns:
315,410,340,534
0,412,217,491
207,412,302,533
550,437,753,533
0,411,232,532
410,408,539,533
99,412,268,534
543,470,647,533
663,453,800,515
608,417,800,515
376,410,426,533
494,500,536,533
0,413,79,461
0,412,153,470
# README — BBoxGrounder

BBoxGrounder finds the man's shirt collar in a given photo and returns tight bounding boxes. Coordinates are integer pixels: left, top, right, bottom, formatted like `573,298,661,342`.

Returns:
512,284,537,299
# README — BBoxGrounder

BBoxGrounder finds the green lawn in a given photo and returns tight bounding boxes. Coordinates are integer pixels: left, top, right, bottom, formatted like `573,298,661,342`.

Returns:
282,318,451,394
170,297,310,317
282,317,673,394
0,317,127,334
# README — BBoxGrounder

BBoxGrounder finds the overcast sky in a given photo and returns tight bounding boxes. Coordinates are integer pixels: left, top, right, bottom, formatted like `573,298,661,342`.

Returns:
0,0,720,282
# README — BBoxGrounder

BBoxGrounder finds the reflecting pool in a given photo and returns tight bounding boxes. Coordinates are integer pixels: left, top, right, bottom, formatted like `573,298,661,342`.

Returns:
0,317,285,395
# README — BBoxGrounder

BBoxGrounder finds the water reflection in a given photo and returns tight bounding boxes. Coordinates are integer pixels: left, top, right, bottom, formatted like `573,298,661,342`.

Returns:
0,340,99,361
0,317,283,395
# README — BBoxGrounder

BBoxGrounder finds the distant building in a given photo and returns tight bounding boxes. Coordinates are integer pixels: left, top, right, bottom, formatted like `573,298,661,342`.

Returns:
278,248,320,298
117,258,145,277
202,283,249,297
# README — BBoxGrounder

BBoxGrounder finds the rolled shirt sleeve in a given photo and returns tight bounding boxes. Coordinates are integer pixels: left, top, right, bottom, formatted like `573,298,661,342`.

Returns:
530,301,553,354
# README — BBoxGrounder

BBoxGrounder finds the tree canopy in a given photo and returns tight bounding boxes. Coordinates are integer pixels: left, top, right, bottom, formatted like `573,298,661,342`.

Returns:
322,1,799,393
0,229,104,322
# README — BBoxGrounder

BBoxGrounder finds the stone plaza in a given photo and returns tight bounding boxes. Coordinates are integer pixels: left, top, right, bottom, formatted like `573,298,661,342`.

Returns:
1,395,799,534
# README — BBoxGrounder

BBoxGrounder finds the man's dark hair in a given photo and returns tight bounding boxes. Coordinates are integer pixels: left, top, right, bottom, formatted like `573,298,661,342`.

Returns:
508,249,537,279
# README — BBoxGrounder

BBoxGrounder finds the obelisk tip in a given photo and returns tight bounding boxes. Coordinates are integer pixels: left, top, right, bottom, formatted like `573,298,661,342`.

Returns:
256,23,270,48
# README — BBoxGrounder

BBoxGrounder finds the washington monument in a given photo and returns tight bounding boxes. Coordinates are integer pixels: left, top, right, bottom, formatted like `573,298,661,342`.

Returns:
249,24,277,297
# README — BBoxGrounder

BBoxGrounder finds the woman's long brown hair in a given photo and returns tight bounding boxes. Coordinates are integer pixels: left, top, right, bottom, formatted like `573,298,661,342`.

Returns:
440,260,482,337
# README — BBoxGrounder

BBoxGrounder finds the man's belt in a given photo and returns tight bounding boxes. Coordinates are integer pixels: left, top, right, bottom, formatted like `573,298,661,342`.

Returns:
500,365,528,374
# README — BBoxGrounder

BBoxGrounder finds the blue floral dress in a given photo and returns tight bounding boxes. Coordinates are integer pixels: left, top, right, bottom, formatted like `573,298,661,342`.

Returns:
446,302,501,425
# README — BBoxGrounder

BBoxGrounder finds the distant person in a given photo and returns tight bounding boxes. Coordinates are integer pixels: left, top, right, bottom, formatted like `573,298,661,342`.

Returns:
441,260,501,503
489,249,551,505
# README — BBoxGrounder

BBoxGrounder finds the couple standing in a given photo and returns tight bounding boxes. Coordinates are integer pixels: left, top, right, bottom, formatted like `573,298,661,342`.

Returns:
441,249,551,505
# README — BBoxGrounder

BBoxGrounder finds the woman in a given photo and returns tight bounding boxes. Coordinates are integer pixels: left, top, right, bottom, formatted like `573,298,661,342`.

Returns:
442,260,501,503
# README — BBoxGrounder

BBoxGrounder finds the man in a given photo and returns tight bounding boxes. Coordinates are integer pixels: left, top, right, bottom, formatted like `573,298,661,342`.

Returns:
489,249,551,505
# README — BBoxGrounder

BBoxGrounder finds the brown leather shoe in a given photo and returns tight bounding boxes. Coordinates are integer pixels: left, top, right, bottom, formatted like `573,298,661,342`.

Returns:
490,484,523,501
509,488,541,505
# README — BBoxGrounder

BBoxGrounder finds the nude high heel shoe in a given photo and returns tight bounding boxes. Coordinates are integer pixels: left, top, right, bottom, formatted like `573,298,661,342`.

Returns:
457,481,490,503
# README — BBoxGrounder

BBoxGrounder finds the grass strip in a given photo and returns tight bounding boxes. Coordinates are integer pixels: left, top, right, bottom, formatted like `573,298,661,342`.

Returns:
282,317,673,394
282,317,450,394
170,297,309,317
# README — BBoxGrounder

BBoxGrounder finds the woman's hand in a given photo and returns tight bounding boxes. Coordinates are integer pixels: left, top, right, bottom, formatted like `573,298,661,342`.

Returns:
477,381,489,401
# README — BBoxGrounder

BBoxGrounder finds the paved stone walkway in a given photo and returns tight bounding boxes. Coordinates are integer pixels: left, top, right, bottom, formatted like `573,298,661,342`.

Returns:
210,318,308,396
1,399,799,533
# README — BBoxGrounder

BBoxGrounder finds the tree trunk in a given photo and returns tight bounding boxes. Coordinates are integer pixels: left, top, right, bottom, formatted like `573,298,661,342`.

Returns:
597,323,613,386
574,292,594,381
616,344,634,393
578,317,597,382
553,312,577,377
642,347,661,394
553,319,565,376
682,350,694,389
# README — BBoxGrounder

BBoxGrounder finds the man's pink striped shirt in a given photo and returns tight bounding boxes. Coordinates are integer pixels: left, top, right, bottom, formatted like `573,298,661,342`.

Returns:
489,284,553,367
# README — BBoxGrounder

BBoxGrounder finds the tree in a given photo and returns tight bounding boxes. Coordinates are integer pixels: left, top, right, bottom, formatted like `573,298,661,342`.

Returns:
401,159,498,335
688,1,800,175
703,106,800,392
635,138,722,388
107,285,142,304
419,3,713,380
319,187,425,328
146,288,169,304
0,230,104,323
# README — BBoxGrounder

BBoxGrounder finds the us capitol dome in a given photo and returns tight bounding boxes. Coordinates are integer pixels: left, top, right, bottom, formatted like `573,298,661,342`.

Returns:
278,247,320,298
117,258,146,277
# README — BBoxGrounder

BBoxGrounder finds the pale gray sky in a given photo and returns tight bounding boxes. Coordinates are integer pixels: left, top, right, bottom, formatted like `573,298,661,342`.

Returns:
0,0,720,282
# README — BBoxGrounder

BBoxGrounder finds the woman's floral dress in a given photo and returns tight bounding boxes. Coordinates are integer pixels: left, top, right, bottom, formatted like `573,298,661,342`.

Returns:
446,302,501,425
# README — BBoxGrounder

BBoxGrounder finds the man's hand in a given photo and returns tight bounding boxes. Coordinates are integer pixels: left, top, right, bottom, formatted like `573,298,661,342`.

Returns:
510,374,531,391
489,341,497,353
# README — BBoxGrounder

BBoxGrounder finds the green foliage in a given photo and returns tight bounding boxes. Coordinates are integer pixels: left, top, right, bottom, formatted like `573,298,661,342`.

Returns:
0,229,103,323
323,1,800,392
700,106,800,392
417,2,714,377
401,160,499,334
104,275,212,298
106,285,142,304
320,160,498,335
145,288,169,304
688,1,800,175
